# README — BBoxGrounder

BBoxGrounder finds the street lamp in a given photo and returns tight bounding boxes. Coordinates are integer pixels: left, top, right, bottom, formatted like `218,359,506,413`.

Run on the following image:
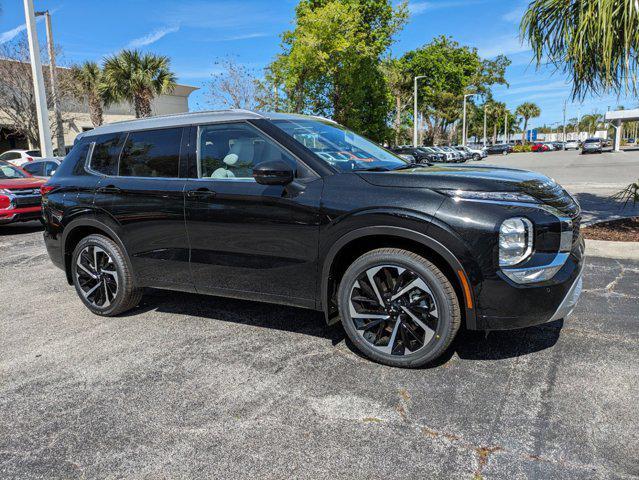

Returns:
35,9,65,153
462,93,474,146
413,75,427,147
22,0,53,157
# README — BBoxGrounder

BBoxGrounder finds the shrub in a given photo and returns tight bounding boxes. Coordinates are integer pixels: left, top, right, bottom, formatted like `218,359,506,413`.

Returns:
512,144,532,153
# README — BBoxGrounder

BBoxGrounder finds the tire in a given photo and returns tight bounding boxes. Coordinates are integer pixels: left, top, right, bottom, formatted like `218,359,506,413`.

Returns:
71,234,142,316
473,153,480,161
502,150,508,155
338,248,461,368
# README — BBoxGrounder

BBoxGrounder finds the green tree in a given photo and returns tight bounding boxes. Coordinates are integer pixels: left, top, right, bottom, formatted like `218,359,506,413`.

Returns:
70,61,106,127
515,102,541,143
484,101,506,144
381,56,412,146
402,36,510,145
521,0,639,99
267,0,408,141
579,113,603,136
101,50,176,118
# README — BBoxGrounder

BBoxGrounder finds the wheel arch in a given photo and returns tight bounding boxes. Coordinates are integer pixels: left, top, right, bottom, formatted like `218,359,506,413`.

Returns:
61,217,131,285
321,226,476,329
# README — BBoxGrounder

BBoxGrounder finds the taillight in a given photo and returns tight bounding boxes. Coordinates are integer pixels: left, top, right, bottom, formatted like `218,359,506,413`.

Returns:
0,195,11,209
26,156,33,162
40,185,55,196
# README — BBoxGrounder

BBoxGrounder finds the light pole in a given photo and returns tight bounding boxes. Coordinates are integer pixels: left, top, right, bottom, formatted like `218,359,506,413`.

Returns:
413,75,427,147
562,100,567,142
483,104,487,147
35,9,65,153
462,93,474,146
504,111,508,144
23,0,53,157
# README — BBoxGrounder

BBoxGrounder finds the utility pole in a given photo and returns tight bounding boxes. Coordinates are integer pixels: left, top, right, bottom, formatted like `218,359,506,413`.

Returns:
23,0,53,157
483,105,487,147
413,76,427,147
504,112,508,144
562,100,567,142
35,10,65,153
462,94,473,146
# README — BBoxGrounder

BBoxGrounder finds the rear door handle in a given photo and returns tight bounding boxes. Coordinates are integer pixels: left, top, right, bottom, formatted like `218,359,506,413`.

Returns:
186,187,216,198
97,184,121,193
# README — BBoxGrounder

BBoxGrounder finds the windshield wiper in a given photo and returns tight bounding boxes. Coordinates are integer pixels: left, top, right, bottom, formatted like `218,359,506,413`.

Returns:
352,166,392,172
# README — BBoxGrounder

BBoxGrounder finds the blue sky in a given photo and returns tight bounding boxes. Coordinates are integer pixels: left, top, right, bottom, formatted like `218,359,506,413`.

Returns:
1,0,636,128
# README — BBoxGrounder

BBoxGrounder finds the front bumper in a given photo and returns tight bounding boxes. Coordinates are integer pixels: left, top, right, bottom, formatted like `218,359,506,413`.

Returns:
473,237,585,330
0,206,41,225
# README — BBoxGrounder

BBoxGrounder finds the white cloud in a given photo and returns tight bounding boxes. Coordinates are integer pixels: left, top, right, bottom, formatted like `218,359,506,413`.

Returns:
408,0,486,15
221,32,269,41
500,80,570,96
502,5,526,22
0,17,44,44
478,34,531,58
127,25,180,48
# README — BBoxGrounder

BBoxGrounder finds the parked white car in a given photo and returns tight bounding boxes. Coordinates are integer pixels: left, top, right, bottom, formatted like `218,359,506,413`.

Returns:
564,140,580,150
0,149,42,167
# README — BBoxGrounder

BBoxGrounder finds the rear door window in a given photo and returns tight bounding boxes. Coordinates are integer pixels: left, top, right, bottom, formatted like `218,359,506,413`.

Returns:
22,163,43,175
90,133,125,175
119,128,182,178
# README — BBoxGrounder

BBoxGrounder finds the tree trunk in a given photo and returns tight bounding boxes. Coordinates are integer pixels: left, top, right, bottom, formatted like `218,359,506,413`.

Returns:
493,123,497,144
134,92,153,118
522,118,528,144
395,95,401,146
88,93,103,127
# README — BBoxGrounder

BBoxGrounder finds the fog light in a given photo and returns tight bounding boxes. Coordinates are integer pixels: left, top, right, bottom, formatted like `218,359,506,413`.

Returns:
499,217,533,267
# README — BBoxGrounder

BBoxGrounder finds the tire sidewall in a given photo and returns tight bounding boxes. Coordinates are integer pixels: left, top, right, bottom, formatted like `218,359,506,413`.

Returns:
338,251,457,367
71,235,127,316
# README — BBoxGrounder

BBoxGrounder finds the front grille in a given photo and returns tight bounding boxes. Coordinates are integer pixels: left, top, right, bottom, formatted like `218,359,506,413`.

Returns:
7,188,41,207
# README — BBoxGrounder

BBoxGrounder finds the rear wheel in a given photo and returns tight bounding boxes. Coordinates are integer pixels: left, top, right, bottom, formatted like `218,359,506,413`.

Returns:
338,248,461,368
71,234,142,316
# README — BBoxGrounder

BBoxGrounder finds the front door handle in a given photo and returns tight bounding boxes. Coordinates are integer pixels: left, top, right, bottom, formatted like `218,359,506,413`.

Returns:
186,187,216,199
97,184,121,193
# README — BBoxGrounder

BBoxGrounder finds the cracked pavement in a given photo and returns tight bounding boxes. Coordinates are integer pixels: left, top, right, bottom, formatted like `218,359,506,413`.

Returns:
1,223,638,479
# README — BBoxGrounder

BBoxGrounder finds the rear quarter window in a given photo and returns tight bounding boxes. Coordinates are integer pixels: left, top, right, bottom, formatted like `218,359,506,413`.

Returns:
89,133,125,175
119,128,182,178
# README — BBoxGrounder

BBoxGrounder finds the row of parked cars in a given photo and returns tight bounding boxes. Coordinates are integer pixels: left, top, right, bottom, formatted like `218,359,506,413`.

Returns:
0,149,65,226
531,138,608,153
391,144,491,164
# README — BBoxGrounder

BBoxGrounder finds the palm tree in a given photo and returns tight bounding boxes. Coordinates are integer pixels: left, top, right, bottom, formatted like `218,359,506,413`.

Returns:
515,102,541,144
521,0,639,99
579,113,603,136
71,61,106,127
485,101,506,144
101,50,176,118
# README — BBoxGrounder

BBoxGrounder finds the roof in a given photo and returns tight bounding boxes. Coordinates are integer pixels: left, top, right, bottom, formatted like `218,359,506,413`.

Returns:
605,108,639,122
77,110,334,139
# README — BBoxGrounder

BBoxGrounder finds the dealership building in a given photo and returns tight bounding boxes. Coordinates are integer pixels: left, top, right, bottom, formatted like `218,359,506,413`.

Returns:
0,63,198,153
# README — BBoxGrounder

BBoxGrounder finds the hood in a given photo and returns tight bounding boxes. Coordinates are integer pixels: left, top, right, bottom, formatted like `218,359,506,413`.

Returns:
357,164,580,217
0,176,46,190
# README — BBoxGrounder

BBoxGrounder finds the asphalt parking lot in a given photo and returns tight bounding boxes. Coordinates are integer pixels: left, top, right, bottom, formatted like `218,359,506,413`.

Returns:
1,220,638,479
476,148,639,224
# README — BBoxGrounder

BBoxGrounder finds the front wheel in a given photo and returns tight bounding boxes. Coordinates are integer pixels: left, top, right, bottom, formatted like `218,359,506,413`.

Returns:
338,248,461,368
71,234,143,316
473,153,480,161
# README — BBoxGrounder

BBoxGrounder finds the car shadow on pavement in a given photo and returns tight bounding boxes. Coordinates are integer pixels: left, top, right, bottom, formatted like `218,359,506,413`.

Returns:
572,191,639,224
0,221,43,236
129,288,564,368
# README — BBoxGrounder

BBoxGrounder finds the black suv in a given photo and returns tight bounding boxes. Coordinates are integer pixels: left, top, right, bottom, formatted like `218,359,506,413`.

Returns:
42,111,584,368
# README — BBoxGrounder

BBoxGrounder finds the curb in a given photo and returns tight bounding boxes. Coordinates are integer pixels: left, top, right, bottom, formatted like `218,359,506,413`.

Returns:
585,239,639,261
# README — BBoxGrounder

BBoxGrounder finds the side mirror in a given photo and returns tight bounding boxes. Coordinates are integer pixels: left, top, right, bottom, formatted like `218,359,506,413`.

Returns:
252,160,294,186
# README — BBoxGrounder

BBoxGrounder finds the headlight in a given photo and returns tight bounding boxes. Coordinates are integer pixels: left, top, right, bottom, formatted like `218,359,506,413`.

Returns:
499,217,533,267
440,190,539,203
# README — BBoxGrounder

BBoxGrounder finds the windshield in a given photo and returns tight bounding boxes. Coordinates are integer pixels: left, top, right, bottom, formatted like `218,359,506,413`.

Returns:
0,162,28,179
26,150,41,157
585,139,600,143
272,118,408,172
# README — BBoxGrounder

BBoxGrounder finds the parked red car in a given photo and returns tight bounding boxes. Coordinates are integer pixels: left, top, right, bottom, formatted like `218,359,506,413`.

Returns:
0,160,46,225
531,142,550,152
